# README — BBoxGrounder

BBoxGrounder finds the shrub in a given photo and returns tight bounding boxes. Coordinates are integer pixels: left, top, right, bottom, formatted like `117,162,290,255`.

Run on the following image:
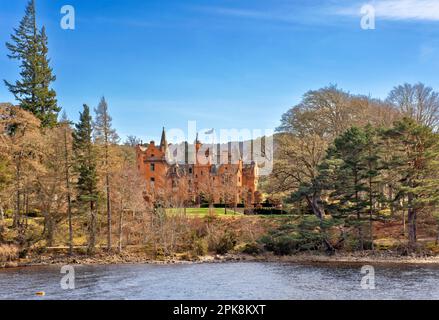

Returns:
252,208,288,215
241,242,263,255
258,217,332,255
211,231,237,254
191,223,208,239
0,245,19,262
260,234,300,255
26,209,42,218
191,238,208,257
154,247,166,260
0,221,6,242
5,209,13,218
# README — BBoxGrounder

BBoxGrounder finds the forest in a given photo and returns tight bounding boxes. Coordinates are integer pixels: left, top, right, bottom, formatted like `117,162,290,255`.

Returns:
263,84,439,255
1,1,439,266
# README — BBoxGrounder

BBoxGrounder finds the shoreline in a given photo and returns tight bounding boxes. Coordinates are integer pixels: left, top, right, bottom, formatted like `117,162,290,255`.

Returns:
3,251,439,269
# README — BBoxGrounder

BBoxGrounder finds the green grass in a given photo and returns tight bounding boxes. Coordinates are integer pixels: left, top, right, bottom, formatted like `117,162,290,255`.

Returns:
166,208,296,218
166,207,242,217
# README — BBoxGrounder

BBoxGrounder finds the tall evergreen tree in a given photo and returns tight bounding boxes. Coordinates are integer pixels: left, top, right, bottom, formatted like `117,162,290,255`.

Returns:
383,118,439,249
4,0,59,128
363,125,382,250
320,126,382,250
60,112,74,255
73,105,99,255
93,97,119,251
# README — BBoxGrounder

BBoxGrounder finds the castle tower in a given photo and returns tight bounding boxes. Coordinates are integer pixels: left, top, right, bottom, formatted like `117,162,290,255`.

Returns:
195,132,203,165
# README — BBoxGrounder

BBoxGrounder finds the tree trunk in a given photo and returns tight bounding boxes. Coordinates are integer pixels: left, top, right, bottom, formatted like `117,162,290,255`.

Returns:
402,208,406,236
369,177,374,251
407,193,417,249
369,211,374,251
306,195,324,220
14,158,21,228
389,185,395,216
64,127,73,256
22,199,27,227
87,201,97,255
354,171,364,250
106,172,112,251
118,206,123,253
45,213,54,248
305,194,334,254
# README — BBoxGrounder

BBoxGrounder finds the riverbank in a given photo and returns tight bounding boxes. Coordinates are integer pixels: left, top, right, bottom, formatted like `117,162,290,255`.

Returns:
3,250,439,269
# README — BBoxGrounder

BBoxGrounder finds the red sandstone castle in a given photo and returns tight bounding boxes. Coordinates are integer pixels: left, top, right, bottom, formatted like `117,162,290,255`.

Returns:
136,128,261,206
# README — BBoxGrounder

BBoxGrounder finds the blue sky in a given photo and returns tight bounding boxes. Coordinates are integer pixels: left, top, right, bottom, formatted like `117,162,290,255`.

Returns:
1,0,439,142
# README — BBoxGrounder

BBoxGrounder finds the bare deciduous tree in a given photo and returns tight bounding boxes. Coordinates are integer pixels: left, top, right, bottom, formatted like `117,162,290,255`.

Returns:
387,83,439,130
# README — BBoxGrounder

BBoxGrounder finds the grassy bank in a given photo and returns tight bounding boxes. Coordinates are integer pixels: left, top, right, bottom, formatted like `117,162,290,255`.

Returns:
166,208,241,217
2,210,439,269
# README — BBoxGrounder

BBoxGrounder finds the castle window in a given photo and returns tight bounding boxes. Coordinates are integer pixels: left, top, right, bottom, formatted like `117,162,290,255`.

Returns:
201,171,203,176
189,167,193,174
150,163,155,172
150,177,155,188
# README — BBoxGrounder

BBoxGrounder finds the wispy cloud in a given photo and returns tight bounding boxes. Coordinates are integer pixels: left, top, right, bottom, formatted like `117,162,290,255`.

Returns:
191,4,340,26
197,7,270,19
192,6,293,23
336,0,439,21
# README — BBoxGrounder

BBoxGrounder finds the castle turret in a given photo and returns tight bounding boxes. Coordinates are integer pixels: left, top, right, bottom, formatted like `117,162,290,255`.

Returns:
160,127,167,152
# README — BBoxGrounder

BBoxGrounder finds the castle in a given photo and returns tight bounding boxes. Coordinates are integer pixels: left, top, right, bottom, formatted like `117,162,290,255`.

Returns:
136,128,261,206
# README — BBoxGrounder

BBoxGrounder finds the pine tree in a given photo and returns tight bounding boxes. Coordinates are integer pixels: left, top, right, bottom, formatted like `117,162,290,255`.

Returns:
93,97,119,251
60,112,74,255
4,0,60,128
73,105,99,255
383,118,439,249
321,126,382,250
363,124,382,250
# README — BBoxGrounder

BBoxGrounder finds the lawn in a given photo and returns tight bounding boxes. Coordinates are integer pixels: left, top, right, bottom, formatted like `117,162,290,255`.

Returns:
166,207,242,217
